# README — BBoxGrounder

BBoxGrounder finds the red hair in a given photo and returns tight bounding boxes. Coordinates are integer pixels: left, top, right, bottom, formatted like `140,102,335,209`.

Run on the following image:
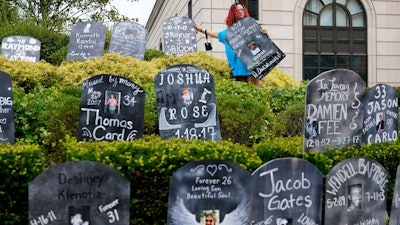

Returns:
225,3,250,27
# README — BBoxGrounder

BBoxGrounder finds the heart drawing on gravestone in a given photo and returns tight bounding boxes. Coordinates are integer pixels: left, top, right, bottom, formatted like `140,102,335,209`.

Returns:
206,165,217,176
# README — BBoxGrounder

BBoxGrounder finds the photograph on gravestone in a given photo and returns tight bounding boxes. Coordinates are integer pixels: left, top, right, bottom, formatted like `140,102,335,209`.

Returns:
167,159,252,225
303,69,366,152
0,71,15,144
154,64,221,141
250,157,323,225
29,160,130,225
1,35,41,62
108,21,148,60
225,17,285,80
77,74,145,141
389,165,400,225
362,84,398,144
66,21,106,61
324,157,388,225
163,16,197,56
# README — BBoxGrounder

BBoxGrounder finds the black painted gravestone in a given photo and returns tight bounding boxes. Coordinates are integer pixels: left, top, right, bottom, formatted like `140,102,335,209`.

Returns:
226,17,285,80
108,21,148,60
389,165,400,225
77,74,145,141
303,69,366,152
163,16,197,56
1,35,41,62
29,161,130,225
155,64,221,141
324,157,388,225
167,159,251,225
0,71,15,144
66,21,106,61
362,84,398,144
250,157,323,225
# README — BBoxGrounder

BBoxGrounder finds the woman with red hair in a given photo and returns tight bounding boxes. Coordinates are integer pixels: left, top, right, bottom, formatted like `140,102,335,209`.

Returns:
194,3,268,86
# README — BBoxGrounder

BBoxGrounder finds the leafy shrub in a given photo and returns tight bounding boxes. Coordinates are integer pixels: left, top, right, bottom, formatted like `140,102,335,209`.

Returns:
0,58,60,92
0,143,45,225
216,81,276,145
144,49,166,61
13,86,81,152
268,83,307,136
262,67,300,88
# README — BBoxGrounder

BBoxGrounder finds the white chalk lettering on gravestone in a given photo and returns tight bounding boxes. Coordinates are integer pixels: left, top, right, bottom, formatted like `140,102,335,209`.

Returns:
80,108,135,140
163,16,197,56
167,160,251,225
67,22,106,61
1,36,41,62
326,158,388,196
155,65,221,141
157,69,211,86
29,210,57,225
303,70,365,152
324,157,387,225
0,71,15,144
0,97,12,113
362,84,399,144
250,158,322,225
29,161,130,224
258,168,312,210
78,74,145,141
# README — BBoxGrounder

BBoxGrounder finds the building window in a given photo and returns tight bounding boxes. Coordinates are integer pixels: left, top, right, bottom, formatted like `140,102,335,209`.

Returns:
239,0,259,20
303,0,367,82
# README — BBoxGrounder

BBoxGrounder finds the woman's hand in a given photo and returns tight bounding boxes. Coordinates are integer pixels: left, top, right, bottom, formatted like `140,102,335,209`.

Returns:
194,23,203,33
260,28,269,35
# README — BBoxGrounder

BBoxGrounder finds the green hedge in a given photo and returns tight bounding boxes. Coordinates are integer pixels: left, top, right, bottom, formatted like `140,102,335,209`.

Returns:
0,143,45,225
2,137,400,224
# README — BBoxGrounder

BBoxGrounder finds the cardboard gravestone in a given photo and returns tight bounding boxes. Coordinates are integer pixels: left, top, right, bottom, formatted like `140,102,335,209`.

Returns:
66,21,106,61
78,74,145,141
167,159,251,225
108,21,148,60
303,69,366,152
29,161,130,225
1,35,41,62
362,84,398,144
163,16,197,56
0,71,15,144
226,17,286,80
389,165,400,225
155,64,221,141
325,157,388,225
250,157,323,225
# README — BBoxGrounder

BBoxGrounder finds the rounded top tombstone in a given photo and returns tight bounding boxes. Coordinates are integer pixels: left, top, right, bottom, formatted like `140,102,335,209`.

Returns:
29,160,130,225
109,21,148,60
163,16,197,56
1,35,41,62
167,159,251,225
154,64,221,141
324,157,388,225
250,157,323,225
303,69,366,152
66,21,106,61
78,74,146,142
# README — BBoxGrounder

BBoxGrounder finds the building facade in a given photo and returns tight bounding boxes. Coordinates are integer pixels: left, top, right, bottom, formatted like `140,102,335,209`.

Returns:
146,0,400,87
